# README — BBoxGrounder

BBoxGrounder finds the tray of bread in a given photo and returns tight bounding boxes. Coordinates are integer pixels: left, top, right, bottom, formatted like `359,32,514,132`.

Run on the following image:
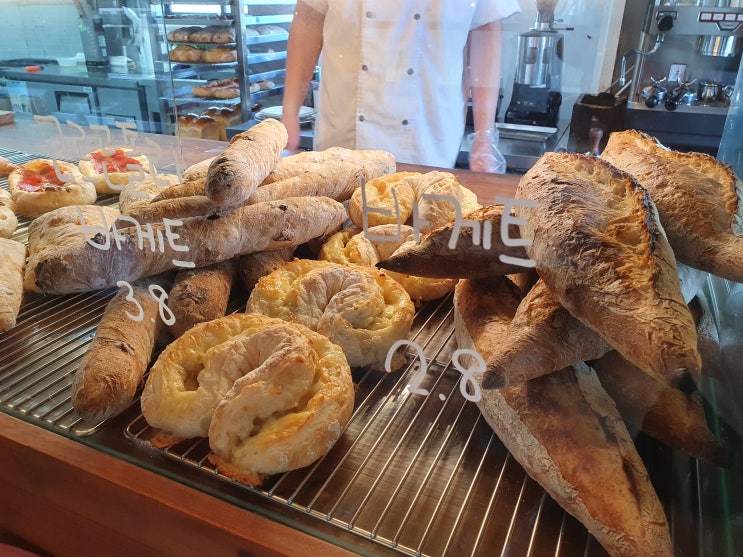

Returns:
0,125,741,557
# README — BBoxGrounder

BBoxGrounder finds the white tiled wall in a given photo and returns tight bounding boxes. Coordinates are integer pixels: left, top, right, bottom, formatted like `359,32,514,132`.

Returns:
0,0,82,60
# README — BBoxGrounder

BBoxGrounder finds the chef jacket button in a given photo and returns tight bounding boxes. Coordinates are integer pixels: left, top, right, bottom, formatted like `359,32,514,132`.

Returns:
366,11,374,18
407,68,414,75
359,115,365,122
402,119,409,125
361,64,368,71
414,13,421,20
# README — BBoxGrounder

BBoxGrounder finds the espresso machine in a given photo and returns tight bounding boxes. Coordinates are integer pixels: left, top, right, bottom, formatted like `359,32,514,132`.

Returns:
621,0,743,152
504,1,565,127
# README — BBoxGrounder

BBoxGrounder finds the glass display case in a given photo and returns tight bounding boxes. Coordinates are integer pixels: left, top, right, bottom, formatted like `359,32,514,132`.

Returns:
0,2,742,557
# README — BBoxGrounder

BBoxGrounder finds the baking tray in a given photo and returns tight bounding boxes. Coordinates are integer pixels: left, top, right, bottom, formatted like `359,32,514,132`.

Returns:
0,147,741,557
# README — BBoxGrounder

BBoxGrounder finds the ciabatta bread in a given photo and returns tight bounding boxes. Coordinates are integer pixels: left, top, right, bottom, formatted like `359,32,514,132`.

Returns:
516,153,700,388
33,196,347,294
601,130,743,282
454,277,673,557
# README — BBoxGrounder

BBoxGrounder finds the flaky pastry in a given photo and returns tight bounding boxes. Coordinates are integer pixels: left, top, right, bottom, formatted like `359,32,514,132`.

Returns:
141,313,354,485
246,259,414,370
407,171,481,233
348,171,418,229
319,225,456,305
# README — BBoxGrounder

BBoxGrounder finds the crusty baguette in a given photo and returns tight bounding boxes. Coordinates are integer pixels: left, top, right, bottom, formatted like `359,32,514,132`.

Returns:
167,258,237,338
0,238,26,331
589,349,728,467
115,195,217,227
33,196,347,294
378,204,532,278
516,152,700,388
71,273,173,422
183,158,216,182
482,278,611,389
205,118,287,208
117,173,180,214
24,205,120,293
150,177,206,202
601,130,743,282
237,248,295,292
454,277,673,557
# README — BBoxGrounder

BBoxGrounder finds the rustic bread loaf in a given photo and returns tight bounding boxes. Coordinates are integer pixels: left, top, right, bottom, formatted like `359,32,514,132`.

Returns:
515,152,700,388
0,238,26,331
454,277,674,557
601,129,743,282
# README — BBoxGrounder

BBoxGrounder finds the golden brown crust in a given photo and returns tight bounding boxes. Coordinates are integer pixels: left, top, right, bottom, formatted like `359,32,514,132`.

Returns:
169,44,203,62
202,46,237,63
77,148,150,195
71,274,173,422
516,152,700,388
0,155,18,178
166,258,237,338
347,171,419,229
237,248,295,292
0,189,18,238
0,238,26,331
205,118,287,208
8,159,97,218
454,277,673,557
115,195,216,227
601,129,743,282
32,196,347,294
150,177,206,202
377,204,532,279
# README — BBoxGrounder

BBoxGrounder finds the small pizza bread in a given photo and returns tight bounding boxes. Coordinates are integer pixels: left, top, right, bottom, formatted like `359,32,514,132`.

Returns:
0,238,25,331
0,188,18,238
319,225,457,305
8,159,96,218
246,259,415,370
348,171,419,229
169,44,203,62
78,148,150,194
141,313,354,485
202,46,237,63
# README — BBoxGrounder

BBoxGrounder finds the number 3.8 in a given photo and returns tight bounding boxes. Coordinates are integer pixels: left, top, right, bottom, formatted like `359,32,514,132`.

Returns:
385,340,484,403
116,280,176,326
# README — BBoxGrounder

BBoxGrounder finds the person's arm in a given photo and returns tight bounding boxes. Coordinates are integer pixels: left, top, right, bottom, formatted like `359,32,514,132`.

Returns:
282,1,324,152
467,21,505,172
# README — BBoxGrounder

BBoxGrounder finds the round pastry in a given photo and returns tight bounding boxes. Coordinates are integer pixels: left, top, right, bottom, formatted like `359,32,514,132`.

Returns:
246,259,415,370
408,171,481,234
319,225,457,305
8,159,96,218
78,148,150,194
202,46,237,63
348,171,418,230
169,44,203,62
141,313,354,485
0,188,18,238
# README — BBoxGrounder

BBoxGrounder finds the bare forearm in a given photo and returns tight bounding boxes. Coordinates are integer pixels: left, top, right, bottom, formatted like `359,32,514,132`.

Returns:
468,21,503,133
283,1,324,119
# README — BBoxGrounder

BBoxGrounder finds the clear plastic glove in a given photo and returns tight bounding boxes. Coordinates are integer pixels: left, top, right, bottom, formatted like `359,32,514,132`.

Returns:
468,126,506,174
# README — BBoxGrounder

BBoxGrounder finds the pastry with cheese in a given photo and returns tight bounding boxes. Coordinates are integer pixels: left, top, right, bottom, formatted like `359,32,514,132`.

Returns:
78,148,150,195
8,159,96,218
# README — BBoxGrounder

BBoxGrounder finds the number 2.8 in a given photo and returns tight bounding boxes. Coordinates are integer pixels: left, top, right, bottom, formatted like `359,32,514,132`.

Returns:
386,340,484,403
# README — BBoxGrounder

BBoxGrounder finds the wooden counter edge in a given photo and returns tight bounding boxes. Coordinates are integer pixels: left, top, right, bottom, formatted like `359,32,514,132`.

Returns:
0,413,357,557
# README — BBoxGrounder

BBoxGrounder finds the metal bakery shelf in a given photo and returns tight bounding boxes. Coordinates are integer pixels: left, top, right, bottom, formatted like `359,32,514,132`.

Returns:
0,147,741,557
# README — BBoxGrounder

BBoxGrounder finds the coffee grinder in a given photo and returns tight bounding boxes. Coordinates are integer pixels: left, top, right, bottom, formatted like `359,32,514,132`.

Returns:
505,0,566,127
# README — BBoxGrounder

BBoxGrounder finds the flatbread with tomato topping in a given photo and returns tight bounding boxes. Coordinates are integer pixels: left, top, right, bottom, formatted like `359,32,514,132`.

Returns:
78,148,150,194
8,159,96,218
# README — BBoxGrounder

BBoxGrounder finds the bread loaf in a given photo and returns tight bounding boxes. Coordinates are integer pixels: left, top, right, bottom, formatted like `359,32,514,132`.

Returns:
238,248,295,292
205,118,287,208
454,277,674,557
33,196,347,294
601,129,743,282
516,153,700,388
0,238,26,331
71,273,173,422
0,188,18,238
177,114,221,141
150,177,206,202
115,195,216,227
169,44,203,62
167,258,237,338
377,204,532,279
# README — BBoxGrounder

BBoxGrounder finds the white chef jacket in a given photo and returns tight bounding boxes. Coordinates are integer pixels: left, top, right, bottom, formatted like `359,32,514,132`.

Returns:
303,0,520,167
